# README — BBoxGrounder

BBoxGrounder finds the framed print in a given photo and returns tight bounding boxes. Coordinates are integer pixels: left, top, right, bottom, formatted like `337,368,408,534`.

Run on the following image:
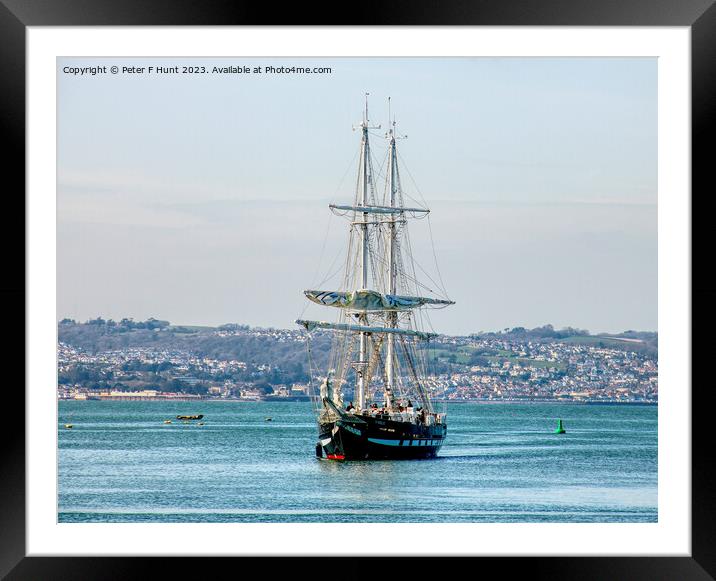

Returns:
3,0,713,578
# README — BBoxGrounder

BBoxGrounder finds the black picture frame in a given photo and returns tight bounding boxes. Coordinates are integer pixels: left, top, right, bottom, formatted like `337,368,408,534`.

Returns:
3,1,712,578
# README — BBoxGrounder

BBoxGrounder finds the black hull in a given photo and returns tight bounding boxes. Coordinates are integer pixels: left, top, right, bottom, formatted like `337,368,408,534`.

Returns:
317,413,447,460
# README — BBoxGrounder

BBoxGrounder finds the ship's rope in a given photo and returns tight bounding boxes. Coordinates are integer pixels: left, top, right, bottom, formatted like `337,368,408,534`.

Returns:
335,332,355,401
426,214,449,298
397,149,450,299
364,334,385,403
398,335,433,413
303,332,322,416
310,142,361,290
331,142,361,205
395,150,430,213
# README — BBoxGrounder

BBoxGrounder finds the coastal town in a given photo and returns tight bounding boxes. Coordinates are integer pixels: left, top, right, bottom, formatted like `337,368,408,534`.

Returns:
57,321,658,404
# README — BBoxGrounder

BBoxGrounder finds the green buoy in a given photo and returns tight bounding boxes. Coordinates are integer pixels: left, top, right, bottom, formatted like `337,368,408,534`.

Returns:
554,419,566,434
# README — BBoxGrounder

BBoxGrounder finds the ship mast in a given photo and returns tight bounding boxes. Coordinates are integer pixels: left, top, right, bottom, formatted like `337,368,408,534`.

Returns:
357,94,379,411
385,104,399,411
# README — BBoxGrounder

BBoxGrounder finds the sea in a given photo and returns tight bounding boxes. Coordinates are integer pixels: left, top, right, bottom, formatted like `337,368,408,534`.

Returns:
58,400,657,523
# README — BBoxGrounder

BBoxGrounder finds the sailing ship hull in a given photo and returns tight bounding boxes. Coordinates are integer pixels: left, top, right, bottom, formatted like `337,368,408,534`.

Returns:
317,415,447,460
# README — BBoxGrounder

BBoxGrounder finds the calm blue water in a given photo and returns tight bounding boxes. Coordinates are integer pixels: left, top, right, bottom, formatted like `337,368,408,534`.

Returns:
58,401,657,523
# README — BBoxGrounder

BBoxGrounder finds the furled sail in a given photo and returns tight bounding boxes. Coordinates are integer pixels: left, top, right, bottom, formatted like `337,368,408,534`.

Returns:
304,289,454,311
295,319,438,340
329,204,429,215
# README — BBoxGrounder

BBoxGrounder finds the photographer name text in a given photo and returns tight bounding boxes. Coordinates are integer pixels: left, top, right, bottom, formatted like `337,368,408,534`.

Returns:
62,64,333,76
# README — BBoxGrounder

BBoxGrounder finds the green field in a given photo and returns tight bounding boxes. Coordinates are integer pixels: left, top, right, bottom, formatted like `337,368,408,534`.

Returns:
426,347,565,370
426,348,472,364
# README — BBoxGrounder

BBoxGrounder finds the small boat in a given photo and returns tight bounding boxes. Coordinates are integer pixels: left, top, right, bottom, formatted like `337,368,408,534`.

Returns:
198,422,204,426
163,420,172,424
554,419,566,434
176,414,204,420
265,417,273,422
64,424,73,429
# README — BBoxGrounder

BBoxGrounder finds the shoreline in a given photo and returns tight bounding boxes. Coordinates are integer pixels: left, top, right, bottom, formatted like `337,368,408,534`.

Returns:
58,397,657,406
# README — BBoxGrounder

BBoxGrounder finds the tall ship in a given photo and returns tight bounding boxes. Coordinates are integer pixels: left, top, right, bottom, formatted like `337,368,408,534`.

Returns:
297,97,455,460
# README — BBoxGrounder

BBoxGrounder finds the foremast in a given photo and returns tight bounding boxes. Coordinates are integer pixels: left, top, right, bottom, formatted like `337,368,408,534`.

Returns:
357,94,381,412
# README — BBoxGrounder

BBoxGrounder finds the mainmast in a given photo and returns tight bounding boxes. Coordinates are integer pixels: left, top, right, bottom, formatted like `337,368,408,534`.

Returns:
357,94,380,411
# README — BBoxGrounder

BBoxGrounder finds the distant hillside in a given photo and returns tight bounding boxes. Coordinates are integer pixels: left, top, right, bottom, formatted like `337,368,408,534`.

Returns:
58,318,333,385
58,318,658,400
59,318,657,373
472,325,657,357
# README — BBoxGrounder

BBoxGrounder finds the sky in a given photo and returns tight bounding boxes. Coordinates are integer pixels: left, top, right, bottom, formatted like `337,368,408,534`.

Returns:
57,57,657,335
